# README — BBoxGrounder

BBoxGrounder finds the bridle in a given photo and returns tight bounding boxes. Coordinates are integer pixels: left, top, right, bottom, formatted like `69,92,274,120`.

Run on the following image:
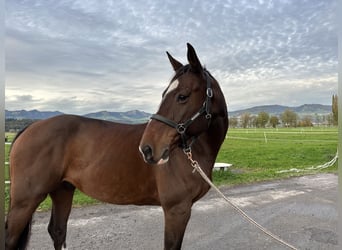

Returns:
150,69,213,152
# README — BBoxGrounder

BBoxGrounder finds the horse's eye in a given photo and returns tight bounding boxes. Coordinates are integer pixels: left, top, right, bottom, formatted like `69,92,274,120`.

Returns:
177,94,189,103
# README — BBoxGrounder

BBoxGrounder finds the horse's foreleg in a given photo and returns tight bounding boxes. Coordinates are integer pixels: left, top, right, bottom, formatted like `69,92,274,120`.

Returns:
48,182,75,250
163,202,192,250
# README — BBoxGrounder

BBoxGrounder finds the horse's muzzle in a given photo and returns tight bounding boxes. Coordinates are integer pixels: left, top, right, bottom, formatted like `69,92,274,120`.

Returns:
139,145,169,165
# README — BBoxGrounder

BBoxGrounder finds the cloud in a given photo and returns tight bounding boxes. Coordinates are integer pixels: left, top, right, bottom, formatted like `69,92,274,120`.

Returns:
5,0,337,114
5,94,42,110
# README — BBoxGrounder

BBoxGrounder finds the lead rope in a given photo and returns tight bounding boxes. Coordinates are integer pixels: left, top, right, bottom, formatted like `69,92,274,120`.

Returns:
184,149,298,250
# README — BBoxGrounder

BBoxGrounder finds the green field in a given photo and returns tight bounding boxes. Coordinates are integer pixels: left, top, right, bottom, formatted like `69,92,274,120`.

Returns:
4,127,338,211
213,127,337,185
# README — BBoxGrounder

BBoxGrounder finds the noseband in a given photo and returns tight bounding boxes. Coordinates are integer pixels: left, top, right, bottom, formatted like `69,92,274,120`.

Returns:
150,70,213,152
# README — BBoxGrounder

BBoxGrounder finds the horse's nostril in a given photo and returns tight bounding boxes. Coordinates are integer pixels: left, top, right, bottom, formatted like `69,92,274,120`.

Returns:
140,145,153,160
161,148,169,160
139,145,169,165
143,145,152,155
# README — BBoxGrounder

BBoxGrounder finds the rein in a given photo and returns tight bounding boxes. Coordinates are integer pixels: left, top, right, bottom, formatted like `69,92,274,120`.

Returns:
184,148,298,250
151,70,213,152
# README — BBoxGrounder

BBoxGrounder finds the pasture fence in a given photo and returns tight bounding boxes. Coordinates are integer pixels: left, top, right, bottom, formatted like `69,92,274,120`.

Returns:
228,135,337,143
5,161,9,184
227,129,337,174
4,128,337,184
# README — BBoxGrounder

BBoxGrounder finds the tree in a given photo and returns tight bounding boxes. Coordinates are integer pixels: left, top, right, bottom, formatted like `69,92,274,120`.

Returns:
256,112,269,128
281,109,298,127
298,116,313,127
326,113,334,126
240,112,251,128
250,115,257,128
332,94,338,126
5,119,37,132
229,117,238,128
269,116,279,128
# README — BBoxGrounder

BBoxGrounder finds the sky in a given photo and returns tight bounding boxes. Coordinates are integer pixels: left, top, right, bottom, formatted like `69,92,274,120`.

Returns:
5,0,338,114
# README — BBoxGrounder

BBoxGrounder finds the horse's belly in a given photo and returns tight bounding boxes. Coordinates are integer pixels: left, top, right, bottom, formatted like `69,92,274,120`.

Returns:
85,186,160,206
64,172,160,206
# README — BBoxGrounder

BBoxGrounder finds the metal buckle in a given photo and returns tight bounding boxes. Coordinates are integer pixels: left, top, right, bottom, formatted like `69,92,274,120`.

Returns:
176,124,186,134
183,147,191,154
206,88,213,98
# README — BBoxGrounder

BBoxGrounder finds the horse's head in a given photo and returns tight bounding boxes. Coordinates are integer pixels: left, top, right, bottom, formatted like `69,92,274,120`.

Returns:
139,43,227,165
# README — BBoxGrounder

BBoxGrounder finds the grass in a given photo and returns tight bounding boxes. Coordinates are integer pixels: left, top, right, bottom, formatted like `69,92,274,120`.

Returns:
4,127,338,211
213,127,338,185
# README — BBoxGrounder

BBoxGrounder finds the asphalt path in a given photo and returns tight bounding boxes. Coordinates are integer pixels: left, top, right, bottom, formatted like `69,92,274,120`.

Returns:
27,173,338,250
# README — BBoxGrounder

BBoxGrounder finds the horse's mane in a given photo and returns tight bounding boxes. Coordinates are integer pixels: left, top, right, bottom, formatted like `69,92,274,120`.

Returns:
171,64,211,81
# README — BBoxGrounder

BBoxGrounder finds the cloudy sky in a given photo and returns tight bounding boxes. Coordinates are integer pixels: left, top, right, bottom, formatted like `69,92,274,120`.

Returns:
5,0,337,114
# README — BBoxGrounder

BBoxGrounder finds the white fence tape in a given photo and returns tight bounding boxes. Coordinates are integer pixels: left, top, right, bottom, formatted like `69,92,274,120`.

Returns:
277,150,338,173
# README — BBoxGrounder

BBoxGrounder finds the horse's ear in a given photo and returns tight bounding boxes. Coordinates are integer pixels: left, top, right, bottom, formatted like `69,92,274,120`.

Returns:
166,51,183,71
187,43,203,73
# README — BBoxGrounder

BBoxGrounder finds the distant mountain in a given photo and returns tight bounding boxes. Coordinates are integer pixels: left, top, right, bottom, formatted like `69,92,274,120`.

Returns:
5,109,63,120
229,104,332,117
84,110,151,123
5,109,151,124
293,104,331,114
5,104,331,122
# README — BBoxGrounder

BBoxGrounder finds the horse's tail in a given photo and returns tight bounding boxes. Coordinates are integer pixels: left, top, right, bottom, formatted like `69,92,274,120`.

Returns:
17,217,32,250
10,124,32,152
5,216,32,250
7,125,32,203
7,125,34,250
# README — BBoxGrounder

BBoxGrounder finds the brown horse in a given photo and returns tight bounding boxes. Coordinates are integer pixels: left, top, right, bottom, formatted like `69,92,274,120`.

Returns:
5,43,228,250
